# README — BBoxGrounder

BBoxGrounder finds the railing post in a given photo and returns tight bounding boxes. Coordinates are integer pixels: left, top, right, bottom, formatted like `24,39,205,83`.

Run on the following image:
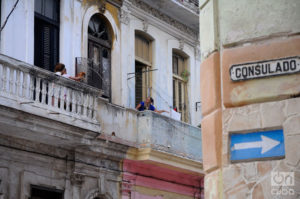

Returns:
59,85,65,111
88,94,94,119
65,88,71,112
9,67,14,94
35,77,41,102
16,70,21,97
41,80,47,104
92,96,98,120
54,83,59,108
29,75,35,100
71,90,77,114
2,66,7,92
78,93,83,115
22,72,28,98
0,65,4,92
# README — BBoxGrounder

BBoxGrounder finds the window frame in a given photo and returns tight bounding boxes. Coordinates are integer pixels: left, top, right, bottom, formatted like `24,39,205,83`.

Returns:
30,184,64,199
172,51,189,122
34,0,60,72
134,31,153,106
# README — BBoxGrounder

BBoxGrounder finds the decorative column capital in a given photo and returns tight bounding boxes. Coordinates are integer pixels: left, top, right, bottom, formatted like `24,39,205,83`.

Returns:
179,39,185,50
70,172,85,187
142,19,149,32
120,7,130,25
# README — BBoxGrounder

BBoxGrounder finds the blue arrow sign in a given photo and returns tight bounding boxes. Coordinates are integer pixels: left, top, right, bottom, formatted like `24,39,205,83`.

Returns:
230,129,285,162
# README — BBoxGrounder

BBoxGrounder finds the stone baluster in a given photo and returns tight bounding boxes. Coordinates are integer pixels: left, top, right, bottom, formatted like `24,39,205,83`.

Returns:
59,85,65,111
83,94,88,117
78,93,83,115
65,88,71,112
22,73,28,99
0,65,2,91
48,81,54,106
35,77,41,102
53,83,60,108
0,65,6,92
16,70,21,97
92,96,98,120
29,75,35,100
88,94,94,119
9,68,14,94
41,80,47,104
71,90,77,114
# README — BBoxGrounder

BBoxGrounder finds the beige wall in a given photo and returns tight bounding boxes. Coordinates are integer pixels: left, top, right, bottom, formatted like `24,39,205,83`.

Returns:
199,0,300,198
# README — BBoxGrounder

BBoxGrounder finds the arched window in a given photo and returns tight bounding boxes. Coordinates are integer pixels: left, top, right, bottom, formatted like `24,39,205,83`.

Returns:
172,50,189,122
135,31,153,106
88,14,112,99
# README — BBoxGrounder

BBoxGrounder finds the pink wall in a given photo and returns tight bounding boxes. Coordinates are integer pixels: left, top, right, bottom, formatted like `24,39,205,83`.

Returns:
122,159,204,198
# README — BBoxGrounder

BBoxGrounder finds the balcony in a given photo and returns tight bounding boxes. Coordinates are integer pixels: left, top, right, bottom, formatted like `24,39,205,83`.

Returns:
96,100,203,172
0,54,101,133
0,54,202,171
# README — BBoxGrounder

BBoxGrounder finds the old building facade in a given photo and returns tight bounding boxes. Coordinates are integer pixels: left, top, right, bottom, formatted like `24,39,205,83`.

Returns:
0,0,203,199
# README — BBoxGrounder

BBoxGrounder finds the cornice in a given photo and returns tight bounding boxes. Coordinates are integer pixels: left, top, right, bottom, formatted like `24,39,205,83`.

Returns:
123,0,199,46
126,148,204,174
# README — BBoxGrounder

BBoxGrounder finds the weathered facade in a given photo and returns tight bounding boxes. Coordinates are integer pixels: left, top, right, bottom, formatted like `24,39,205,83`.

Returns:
199,0,300,198
0,0,203,198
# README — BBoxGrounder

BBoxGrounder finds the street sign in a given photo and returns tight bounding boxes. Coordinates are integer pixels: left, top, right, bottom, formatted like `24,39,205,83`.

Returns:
230,129,285,162
230,56,300,81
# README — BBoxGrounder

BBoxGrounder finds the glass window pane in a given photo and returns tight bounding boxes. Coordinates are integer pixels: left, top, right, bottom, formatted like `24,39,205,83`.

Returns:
178,81,182,111
44,0,54,19
173,56,178,75
178,57,184,75
34,0,43,14
173,79,176,109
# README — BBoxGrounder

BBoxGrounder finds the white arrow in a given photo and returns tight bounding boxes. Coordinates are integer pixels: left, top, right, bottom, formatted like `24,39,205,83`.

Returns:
232,135,280,154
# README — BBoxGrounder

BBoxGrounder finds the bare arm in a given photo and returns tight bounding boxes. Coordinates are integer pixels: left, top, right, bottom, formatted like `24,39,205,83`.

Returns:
68,76,83,81
136,103,141,110
154,109,169,114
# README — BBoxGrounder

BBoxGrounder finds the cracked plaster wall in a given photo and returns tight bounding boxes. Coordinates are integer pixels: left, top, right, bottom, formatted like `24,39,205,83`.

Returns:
220,98,300,199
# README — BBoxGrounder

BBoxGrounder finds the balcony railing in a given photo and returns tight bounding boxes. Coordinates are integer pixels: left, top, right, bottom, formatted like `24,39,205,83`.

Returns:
97,101,203,162
0,54,102,132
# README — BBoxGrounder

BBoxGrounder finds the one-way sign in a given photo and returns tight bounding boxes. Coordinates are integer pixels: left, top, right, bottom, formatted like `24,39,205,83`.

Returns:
230,129,285,162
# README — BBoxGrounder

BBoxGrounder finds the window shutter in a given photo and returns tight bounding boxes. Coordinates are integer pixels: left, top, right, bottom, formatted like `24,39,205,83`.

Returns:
135,65,143,107
43,25,51,71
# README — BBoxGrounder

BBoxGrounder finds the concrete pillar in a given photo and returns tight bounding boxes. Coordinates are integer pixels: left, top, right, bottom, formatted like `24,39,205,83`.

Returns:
199,0,300,198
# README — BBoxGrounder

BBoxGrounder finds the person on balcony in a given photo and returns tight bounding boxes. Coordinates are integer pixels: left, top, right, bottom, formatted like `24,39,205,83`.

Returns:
54,63,83,81
136,97,168,114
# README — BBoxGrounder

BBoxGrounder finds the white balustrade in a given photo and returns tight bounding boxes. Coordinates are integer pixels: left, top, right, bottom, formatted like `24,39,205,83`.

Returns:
0,55,102,124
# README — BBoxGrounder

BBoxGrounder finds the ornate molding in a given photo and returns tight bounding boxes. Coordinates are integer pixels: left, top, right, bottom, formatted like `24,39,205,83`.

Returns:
70,172,85,187
142,19,149,32
119,7,130,25
98,0,106,14
194,42,201,61
126,0,198,39
179,39,185,50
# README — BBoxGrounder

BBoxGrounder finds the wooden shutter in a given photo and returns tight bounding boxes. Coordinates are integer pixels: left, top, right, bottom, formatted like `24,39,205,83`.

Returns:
34,0,59,72
135,64,143,106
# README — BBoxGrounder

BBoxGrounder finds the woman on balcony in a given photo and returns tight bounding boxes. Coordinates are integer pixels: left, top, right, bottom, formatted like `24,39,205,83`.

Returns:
136,97,168,114
54,63,83,81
